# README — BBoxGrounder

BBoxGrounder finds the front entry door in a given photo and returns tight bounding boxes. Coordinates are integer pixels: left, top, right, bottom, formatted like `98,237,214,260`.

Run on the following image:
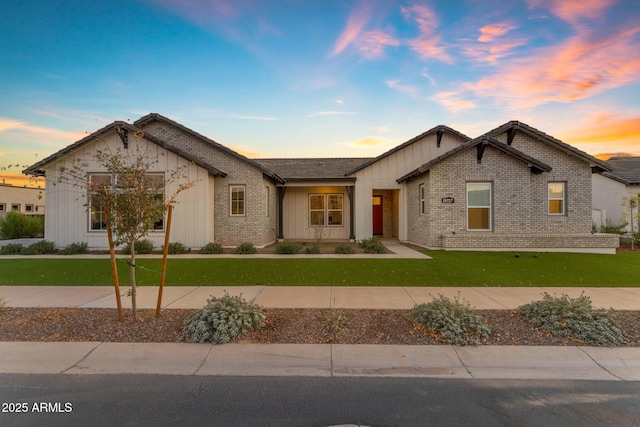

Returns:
372,196,383,235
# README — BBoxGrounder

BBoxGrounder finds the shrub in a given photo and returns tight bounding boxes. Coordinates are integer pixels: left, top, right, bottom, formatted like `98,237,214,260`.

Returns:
0,297,6,308
322,310,350,342
235,242,256,255
334,243,355,254
22,240,57,255
59,242,89,255
304,245,321,254
275,242,301,254
199,242,223,254
518,292,627,347
410,294,491,345
0,243,24,255
166,242,188,254
121,239,155,254
360,237,386,254
180,293,265,344
0,211,43,239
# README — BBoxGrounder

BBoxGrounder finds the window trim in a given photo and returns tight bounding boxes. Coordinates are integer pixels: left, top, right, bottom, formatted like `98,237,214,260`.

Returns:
230,185,246,216
11,203,20,212
309,193,344,227
419,183,425,215
466,182,492,231
548,182,566,215
0,203,5,212
25,204,34,212
88,172,165,231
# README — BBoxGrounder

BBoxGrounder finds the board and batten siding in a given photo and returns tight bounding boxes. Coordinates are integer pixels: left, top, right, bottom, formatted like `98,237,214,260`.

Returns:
280,186,351,240
352,131,466,241
42,131,212,250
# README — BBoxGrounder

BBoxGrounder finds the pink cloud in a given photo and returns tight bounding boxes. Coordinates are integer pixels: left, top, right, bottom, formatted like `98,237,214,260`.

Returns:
528,0,616,25
355,30,400,59
401,4,451,62
463,25,640,109
431,91,476,112
386,80,420,97
332,0,375,56
478,23,517,42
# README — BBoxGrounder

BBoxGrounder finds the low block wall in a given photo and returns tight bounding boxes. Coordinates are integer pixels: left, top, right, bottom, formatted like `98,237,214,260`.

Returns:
440,233,620,254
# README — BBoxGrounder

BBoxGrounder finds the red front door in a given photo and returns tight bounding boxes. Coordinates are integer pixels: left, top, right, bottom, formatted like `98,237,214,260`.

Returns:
372,196,383,235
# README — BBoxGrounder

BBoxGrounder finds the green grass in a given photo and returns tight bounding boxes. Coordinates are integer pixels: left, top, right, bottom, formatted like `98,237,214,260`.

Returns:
0,251,638,287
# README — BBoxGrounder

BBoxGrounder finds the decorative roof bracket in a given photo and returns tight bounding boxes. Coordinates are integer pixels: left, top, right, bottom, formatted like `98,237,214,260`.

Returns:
116,127,129,149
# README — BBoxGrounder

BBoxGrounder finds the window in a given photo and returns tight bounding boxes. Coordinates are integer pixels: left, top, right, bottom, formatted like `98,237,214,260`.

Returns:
548,182,565,215
230,185,245,216
11,204,20,211
0,203,5,212
419,184,425,215
25,204,34,212
89,174,112,231
309,194,343,226
89,173,165,231
467,182,491,230
265,186,269,217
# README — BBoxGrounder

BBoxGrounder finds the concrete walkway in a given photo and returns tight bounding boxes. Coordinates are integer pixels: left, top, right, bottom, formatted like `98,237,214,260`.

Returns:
1,285,639,380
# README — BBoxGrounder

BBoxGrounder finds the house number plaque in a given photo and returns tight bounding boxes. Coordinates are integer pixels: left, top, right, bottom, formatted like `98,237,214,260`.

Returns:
441,197,455,204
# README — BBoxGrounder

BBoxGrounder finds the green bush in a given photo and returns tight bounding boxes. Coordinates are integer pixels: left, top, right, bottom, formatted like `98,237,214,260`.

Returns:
410,294,491,345
166,242,188,254
22,240,57,255
59,242,89,255
360,237,386,254
235,242,256,255
121,239,155,255
180,293,265,344
0,243,25,255
199,242,223,254
0,212,43,239
304,245,321,254
334,243,355,254
275,242,301,254
518,293,627,347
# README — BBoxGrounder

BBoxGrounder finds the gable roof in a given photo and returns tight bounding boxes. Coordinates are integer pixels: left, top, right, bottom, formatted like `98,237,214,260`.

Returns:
345,125,471,176
484,121,611,173
254,158,371,182
134,113,284,183
397,136,553,183
22,120,227,178
603,157,640,185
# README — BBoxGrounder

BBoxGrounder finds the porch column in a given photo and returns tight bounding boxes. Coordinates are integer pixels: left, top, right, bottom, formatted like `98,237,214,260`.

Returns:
277,187,286,240
346,185,355,240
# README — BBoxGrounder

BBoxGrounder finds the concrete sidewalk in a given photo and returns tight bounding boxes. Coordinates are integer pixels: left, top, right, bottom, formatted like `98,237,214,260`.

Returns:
1,285,639,380
2,285,640,310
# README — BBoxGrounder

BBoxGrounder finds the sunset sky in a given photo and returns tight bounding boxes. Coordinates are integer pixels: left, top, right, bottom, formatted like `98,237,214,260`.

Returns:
1,0,639,186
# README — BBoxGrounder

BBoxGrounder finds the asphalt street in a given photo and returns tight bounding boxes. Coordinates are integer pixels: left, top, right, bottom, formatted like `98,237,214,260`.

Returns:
1,375,639,427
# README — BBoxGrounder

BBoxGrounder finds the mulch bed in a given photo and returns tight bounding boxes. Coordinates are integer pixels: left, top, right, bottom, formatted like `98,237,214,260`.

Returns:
1,307,638,346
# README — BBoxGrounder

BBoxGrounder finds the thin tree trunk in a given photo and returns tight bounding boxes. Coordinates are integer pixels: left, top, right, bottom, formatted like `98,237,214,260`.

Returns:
130,238,138,321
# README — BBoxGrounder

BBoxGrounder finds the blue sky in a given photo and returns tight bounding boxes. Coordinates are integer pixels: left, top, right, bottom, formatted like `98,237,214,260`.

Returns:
1,0,639,185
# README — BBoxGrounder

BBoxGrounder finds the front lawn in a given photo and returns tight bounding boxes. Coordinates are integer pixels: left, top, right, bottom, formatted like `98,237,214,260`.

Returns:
0,251,638,287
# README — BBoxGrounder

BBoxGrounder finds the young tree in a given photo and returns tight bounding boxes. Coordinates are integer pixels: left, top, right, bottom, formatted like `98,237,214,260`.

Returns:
621,192,639,251
61,132,195,320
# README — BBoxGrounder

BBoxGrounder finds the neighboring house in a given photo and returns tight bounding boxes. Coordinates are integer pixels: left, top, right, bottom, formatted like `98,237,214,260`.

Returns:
24,114,619,253
0,183,45,219
592,157,640,231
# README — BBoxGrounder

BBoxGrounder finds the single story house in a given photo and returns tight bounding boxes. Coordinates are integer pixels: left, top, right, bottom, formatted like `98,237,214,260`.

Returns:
24,113,619,253
592,157,640,231
0,183,45,219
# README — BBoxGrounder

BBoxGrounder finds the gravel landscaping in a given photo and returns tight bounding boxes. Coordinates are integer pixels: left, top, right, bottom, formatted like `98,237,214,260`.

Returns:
1,307,638,346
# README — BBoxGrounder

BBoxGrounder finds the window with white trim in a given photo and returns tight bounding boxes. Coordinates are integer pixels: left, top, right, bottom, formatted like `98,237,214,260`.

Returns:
0,203,5,212
88,173,165,231
25,204,34,212
230,185,245,216
467,182,492,230
548,182,565,215
419,184,425,215
309,194,343,226
265,186,269,217
11,204,20,211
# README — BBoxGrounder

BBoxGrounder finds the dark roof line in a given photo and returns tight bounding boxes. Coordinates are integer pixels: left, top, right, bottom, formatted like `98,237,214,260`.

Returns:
483,120,611,172
397,136,553,183
23,121,137,176
135,113,284,183
345,124,471,176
